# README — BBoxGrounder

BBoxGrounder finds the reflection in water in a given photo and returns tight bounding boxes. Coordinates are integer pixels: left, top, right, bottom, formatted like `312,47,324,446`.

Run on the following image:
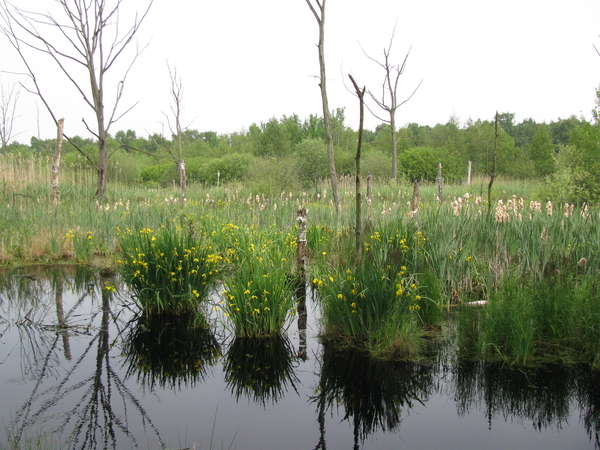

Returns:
312,346,439,450
1,267,599,449
0,267,164,450
123,313,221,391
450,360,600,447
224,336,300,406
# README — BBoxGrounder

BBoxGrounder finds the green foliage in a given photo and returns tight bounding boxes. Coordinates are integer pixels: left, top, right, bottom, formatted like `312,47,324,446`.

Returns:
199,153,253,185
360,151,392,179
551,120,600,203
528,124,556,177
246,155,300,195
458,271,600,366
294,138,328,189
398,146,464,182
139,163,175,185
313,221,436,358
118,226,222,316
220,225,296,337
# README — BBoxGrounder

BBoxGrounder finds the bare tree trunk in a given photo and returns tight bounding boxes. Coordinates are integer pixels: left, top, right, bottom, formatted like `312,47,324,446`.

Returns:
360,24,421,183
162,63,187,204
467,160,472,185
179,160,187,203
54,270,71,360
296,207,308,331
391,114,398,181
305,0,341,216
488,112,499,212
437,162,443,203
0,0,153,200
349,75,365,263
0,80,21,151
52,118,64,205
411,180,420,212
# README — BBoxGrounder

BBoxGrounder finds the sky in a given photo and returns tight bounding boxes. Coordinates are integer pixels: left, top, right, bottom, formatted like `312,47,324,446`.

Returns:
1,0,600,142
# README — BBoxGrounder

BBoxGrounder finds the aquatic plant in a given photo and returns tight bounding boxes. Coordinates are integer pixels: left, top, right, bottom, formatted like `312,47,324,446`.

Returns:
313,220,438,357
118,226,221,315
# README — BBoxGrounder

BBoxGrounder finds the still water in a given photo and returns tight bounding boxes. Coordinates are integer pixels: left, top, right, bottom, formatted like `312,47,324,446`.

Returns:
0,266,598,449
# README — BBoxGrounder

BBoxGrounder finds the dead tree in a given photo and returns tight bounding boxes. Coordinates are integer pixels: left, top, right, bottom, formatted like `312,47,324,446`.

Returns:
305,0,341,216
161,64,188,204
0,0,153,199
0,78,21,150
361,23,422,182
52,118,64,205
487,112,499,212
348,74,365,264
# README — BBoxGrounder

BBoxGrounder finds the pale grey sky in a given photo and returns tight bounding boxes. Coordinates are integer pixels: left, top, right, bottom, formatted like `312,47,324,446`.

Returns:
2,0,600,141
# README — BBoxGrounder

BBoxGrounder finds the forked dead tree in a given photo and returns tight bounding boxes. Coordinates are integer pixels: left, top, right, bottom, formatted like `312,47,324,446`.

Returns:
161,64,188,204
361,23,422,182
305,0,341,216
0,0,153,199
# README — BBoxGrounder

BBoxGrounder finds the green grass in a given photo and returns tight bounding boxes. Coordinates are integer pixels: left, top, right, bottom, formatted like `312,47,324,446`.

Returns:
1,157,599,365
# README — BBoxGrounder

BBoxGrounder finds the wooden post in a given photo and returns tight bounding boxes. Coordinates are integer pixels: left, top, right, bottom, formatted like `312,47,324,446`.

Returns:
467,160,472,185
296,208,308,332
411,180,420,212
52,118,64,205
437,162,443,203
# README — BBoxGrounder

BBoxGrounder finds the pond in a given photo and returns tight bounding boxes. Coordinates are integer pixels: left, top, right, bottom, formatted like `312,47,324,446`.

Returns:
0,266,598,450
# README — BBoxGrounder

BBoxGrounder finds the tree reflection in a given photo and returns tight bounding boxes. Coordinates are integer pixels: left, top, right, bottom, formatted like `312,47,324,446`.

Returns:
451,359,600,445
223,336,300,407
2,267,165,450
122,313,221,391
311,346,439,450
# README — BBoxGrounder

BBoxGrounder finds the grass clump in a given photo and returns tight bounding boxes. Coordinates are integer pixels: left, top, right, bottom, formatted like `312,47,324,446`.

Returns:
118,225,221,316
457,269,600,366
314,219,440,359
220,225,296,337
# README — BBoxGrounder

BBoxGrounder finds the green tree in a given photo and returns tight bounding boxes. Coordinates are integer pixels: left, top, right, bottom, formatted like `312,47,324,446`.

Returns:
294,138,328,189
528,124,556,177
556,120,600,202
549,115,582,146
255,118,292,157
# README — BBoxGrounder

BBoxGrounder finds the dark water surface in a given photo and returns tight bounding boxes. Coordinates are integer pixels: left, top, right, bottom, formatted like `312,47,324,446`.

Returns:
0,267,598,449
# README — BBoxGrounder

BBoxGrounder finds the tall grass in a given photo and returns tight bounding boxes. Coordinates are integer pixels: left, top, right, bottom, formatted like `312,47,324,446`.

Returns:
218,224,297,337
118,225,221,316
2,155,599,365
313,217,440,358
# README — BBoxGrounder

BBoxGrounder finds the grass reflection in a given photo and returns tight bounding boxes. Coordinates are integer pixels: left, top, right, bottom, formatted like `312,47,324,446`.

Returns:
122,313,221,391
223,336,299,406
312,346,439,449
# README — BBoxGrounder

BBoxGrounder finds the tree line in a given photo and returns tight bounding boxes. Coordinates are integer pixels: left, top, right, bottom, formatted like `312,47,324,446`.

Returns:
3,108,599,203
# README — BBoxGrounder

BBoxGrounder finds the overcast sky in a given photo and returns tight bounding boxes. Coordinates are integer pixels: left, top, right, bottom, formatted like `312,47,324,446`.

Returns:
2,0,600,142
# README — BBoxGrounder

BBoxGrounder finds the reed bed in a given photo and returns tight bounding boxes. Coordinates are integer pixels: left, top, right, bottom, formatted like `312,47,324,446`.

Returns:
1,156,599,364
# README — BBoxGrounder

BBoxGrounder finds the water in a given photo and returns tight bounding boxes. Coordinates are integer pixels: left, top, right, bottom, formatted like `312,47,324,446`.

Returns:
0,266,598,449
